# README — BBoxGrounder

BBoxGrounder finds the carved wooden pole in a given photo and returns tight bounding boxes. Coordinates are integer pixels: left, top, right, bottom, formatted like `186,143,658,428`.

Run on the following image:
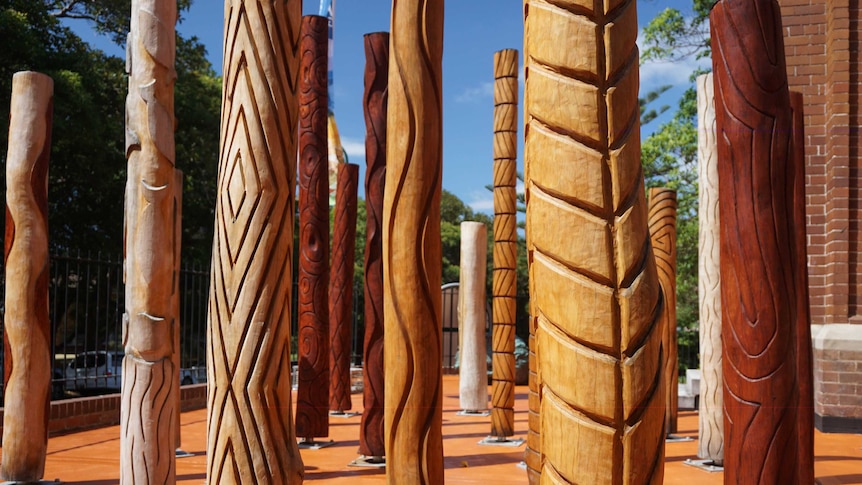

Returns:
329,162,359,414
120,0,178,480
648,188,678,436
711,1,799,482
696,72,723,465
459,221,488,413
357,31,388,462
791,90,815,485
383,0,444,482
1,71,52,482
490,48,519,440
207,0,304,481
524,0,666,482
296,14,331,444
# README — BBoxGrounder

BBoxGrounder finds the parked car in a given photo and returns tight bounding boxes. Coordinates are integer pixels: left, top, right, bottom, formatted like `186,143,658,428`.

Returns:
65,350,124,391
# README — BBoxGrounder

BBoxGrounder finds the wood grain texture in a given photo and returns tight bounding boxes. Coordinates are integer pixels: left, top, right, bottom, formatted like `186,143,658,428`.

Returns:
358,31,388,460
121,0,178,480
648,188,678,436
695,73,723,463
329,162,359,412
491,48,518,439
791,90,814,485
207,0,304,482
711,1,799,482
295,14,331,440
1,71,53,482
524,0,666,483
383,1,444,482
459,222,488,412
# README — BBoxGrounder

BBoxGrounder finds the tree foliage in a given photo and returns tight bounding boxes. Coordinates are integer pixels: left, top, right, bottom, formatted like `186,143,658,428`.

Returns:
640,0,714,62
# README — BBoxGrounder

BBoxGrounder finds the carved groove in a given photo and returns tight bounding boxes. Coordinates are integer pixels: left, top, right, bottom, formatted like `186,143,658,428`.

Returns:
696,73,723,463
329,163,359,412
207,0,304,482
711,1,799,482
359,31,389,460
295,15,331,440
648,188,677,435
524,0,665,483
1,71,53,482
383,1,444,483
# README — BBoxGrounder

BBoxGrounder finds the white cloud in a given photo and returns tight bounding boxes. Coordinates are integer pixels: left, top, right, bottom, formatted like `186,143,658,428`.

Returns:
340,136,366,161
468,197,494,212
455,82,494,103
636,27,710,93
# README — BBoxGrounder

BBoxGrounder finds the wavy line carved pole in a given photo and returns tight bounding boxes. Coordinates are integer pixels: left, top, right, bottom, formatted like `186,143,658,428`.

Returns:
459,221,489,414
329,162,359,415
1,71,53,482
383,0,444,482
648,188,678,437
488,48,519,443
120,0,178,480
206,0,304,481
356,31,388,464
695,72,723,465
524,0,666,482
791,90,815,485
711,1,799,482
295,14,332,446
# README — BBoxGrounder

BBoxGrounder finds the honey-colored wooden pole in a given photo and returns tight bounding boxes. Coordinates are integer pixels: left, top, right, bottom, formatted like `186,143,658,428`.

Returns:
696,72,723,464
648,188,678,436
490,48,518,440
524,0,666,482
711,0,799,482
295,14,331,443
1,71,53,482
459,221,488,413
358,31,389,461
329,162,359,413
791,90,815,485
383,0,444,482
207,0,304,481
120,0,178,480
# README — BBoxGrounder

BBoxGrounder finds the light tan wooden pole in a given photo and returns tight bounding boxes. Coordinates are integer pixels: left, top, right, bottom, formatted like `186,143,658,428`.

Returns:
696,72,723,465
120,0,179,480
459,221,488,413
1,71,53,482
206,0,305,482
490,48,519,441
524,0,666,482
383,0,444,482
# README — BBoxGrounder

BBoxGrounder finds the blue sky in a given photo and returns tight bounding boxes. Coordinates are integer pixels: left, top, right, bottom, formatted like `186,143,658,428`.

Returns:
66,0,706,214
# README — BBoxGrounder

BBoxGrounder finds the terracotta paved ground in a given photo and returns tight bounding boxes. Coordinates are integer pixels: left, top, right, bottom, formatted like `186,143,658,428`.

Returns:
7,375,862,483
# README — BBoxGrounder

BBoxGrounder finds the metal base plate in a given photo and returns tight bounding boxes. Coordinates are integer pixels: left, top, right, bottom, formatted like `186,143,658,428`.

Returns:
329,411,361,418
666,434,695,442
478,436,526,447
516,461,528,470
298,439,336,450
175,448,195,458
683,459,724,472
348,456,386,468
456,410,490,417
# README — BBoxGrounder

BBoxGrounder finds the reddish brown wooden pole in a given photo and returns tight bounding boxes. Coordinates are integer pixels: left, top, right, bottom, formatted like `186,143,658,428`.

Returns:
712,0,799,482
296,14,331,442
383,0,444,482
791,90,815,485
329,162,359,413
358,31,388,461
1,71,53,482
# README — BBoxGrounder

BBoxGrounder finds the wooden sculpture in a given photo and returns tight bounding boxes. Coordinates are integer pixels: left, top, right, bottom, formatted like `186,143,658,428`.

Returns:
121,0,178,480
490,48,519,440
459,222,488,413
648,188,678,436
296,14,331,444
1,71,53,482
358,31,389,462
696,73,723,464
524,0,666,482
207,0,304,482
711,0,799,482
329,162,359,414
383,0,444,482
791,91,815,484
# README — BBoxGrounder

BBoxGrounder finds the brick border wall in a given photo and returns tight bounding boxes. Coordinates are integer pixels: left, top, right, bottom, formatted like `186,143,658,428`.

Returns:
0,384,206,441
